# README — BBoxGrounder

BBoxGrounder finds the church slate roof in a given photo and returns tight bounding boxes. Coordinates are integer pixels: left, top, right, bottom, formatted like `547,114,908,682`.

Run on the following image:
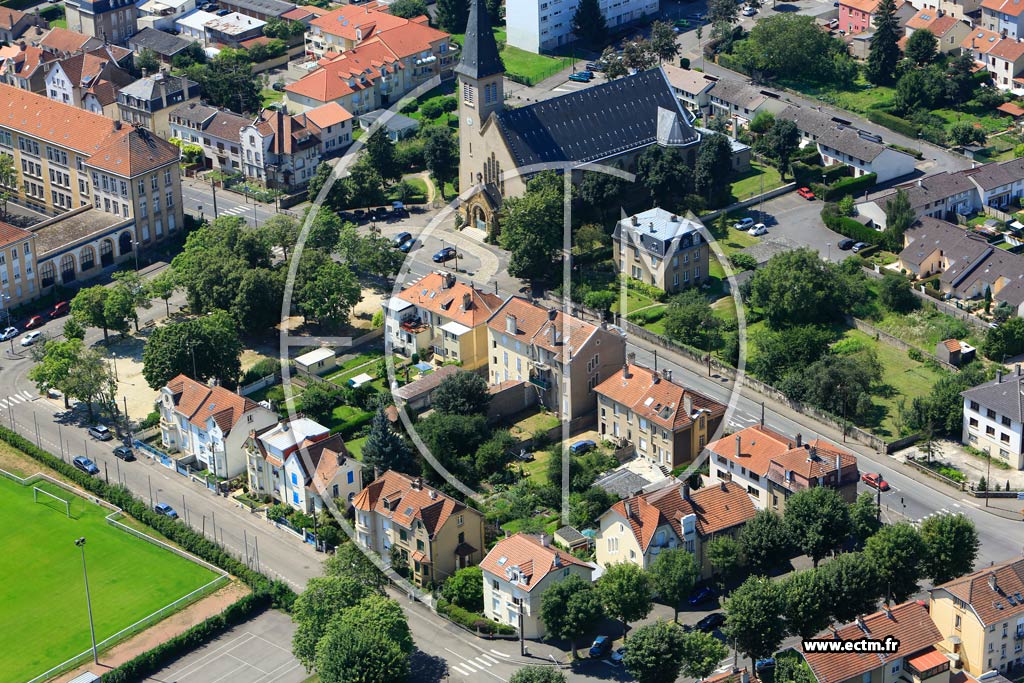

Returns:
493,68,700,168
454,0,503,80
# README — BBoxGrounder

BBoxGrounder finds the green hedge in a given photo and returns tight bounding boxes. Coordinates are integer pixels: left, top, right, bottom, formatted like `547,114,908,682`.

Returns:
823,172,877,201
437,598,516,635
37,4,63,20
335,410,374,439
627,306,666,324
821,206,882,244
623,276,667,302
864,108,919,139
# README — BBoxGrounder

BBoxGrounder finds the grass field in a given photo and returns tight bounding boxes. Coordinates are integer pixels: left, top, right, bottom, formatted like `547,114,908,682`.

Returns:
0,476,219,682
729,161,784,203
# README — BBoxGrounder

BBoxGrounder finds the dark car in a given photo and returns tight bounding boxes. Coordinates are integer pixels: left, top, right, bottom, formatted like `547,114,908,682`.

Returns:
399,238,415,253
697,612,726,633
838,238,856,250
689,586,717,606
215,8,231,15
154,502,179,518
25,315,45,330
756,658,777,672
50,301,69,318
585,61,602,71
569,439,596,455
271,81,285,92
113,445,135,461
568,72,592,83
73,456,100,475
589,635,612,658
432,246,457,263
393,231,413,248
852,241,869,253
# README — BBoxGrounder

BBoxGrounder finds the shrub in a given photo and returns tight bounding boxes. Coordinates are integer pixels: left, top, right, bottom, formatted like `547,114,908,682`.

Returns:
140,411,161,429
864,108,919,138
729,253,758,271
627,307,666,324
267,503,291,522
908,347,924,362
622,276,667,302
821,204,883,244
240,357,282,385
436,598,516,635
400,101,419,114
823,173,878,201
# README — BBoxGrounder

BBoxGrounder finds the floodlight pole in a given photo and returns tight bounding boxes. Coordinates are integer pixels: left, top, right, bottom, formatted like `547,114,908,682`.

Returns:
75,537,99,664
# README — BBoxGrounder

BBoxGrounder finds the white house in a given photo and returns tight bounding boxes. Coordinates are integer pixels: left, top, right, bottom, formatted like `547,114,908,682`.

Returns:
137,0,198,32
157,374,279,478
479,533,594,638
961,367,1024,470
168,102,250,174
505,0,660,53
294,347,337,376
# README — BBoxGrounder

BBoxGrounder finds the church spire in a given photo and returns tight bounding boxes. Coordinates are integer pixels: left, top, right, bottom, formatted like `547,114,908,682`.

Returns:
455,0,504,80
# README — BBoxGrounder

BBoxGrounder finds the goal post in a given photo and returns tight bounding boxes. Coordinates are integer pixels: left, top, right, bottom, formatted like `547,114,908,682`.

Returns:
33,486,71,519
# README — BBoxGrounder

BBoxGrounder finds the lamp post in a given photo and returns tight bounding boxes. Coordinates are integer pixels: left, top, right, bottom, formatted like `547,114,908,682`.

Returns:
827,242,831,262
75,537,99,664
132,240,140,272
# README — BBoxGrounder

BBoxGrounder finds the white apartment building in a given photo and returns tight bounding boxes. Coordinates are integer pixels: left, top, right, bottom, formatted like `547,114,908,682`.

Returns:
961,367,1024,470
506,0,660,53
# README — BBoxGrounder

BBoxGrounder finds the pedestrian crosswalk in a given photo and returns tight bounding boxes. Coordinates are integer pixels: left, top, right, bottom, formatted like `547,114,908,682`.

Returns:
445,647,508,680
217,205,251,217
0,391,36,409
914,508,951,525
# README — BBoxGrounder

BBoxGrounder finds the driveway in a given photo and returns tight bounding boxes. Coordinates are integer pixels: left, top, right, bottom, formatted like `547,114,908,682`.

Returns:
732,192,847,261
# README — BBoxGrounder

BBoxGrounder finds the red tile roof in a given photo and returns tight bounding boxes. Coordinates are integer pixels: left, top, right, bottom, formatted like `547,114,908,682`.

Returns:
982,0,1024,17
931,557,1024,626
594,363,725,431
0,7,27,32
906,647,950,672
487,296,617,364
303,101,353,129
999,102,1024,117
988,37,1024,62
165,374,260,433
310,4,411,40
480,533,592,592
0,43,56,79
39,27,98,55
0,220,33,249
397,272,503,329
285,40,398,102
368,20,450,56
86,127,180,176
905,9,959,35
943,338,963,351
962,27,1003,53
708,425,856,480
352,470,477,539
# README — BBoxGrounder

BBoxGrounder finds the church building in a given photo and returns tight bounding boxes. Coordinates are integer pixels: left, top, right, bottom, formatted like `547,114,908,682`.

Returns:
455,0,702,237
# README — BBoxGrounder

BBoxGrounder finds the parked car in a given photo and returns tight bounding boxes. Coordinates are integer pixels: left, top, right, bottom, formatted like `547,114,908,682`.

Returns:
25,315,45,330
734,217,755,231
50,301,69,318
851,241,869,253
585,61,602,71
568,72,592,83
73,456,100,475
215,8,231,15
113,445,136,461
838,238,856,250
88,425,113,441
689,585,717,605
589,635,613,658
862,472,891,491
0,327,17,341
399,238,416,253
742,6,757,15
697,612,726,633
432,246,457,263
391,201,408,217
271,81,285,92
673,19,690,28
748,223,768,236
569,439,596,455
797,186,816,200
611,647,626,664
756,658,777,672
154,502,179,518
20,331,42,347
393,231,413,248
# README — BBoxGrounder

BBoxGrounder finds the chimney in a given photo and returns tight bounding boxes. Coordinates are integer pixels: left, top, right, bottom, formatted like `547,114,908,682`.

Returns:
548,308,557,321
809,445,818,460
855,616,867,632
113,120,122,130
883,604,894,619
735,434,742,459
429,489,437,499
627,352,636,364
684,395,692,416
549,323,557,346
553,553,562,567
141,67,147,78
662,368,672,381
462,292,472,310
682,480,690,500
624,500,632,518
670,214,678,222
998,369,1004,383
652,373,660,384
280,420,290,432
917,179,923,188
622,363,631,379
720,480,728,492
989,572,998,592
740,670,750,683
631,215,639,226
411,477,422,490
1017,364,1021,376
796,433,803,448
505,314,517,334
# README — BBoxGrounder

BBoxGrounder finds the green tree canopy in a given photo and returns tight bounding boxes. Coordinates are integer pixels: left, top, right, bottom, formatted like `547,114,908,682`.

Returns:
905,28,938,64
849,491,882,548
864,522,926,603
680,630,729,680
920,513,978,585
783,487,851,567
436,0,470,33
747,248,865,328
597,562,653,639
510,667,567,683
663,289,720,351
314,619,409,683
421,125,458,200
695,133,734,207
332,595,413,655
185,48,261,113
571,0,607,46
499,171,564,281
637,146,694,211
432,371,491,416
622,620,688,683
818,551,881,623
291,574,377,668
540,573,604,657
442,566,484,612
362,404,417,475
783,569,831,639
649,549,699,622
707,535,744,588
388,0,429,19
739,509,793,575
295,249,361,328
723,576,789,670
866,0,901,85
141,310,242,389
364,128,401,186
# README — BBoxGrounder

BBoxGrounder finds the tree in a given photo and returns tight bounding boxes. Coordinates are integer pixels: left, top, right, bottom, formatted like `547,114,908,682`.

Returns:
0,153,15,217
982,316,1024,360
749,324,836,385
141,311,242,388
649,549,699,622
299,381,339,422
388,0,428,19
103,283,138,337
758,119,800,180
637,146,693,210
344,156,387,209
417,412,490,485
308,161,345,209
779,351,882,423
333,595,413,655
723,576,788,671
622,620,688,683
63,317,85,341
649,20,680,64
291,574,376,668
29,339,87,409
783,569,831,639
707,0,739,31
148,269,178,317
186,48,261,113
749,112,775,135
849,492,882,548
864,522,926,603
571,0,607,47
436,0,469,33
947,121,987,147
706,536,743,588
233,268,283,333
783,487,851,567
430,371,491,416
747,249,865,328
878,272,918,313
622,37,656,72
295,250,361,328
510,668,566,683
442,566,484,612
680,630,729,680
324,541,388,591
336,222,403,276
314,620,409,683
597,562,652,639
945,53,979,105
499,171,563,281
893,65,947,116
364,128,401,186
71,286,112,342
262,214,299,260
362,405,416,475
540,574,604,657
905,28,938,65
920,513,979,584
866,0,901,85
739,509,792,575
568,486,618,529
909,362,990,436
600,46,629,80
136,48,160,74
694,133,734,206
421,126,458,200
818,552,881,623
171,41,207,69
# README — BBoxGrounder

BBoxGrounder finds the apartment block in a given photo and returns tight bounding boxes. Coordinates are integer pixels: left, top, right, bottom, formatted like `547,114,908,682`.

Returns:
506,0,659,53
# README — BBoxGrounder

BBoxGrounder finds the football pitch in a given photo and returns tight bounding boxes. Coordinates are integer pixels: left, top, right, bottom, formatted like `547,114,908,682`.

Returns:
0,475,221,683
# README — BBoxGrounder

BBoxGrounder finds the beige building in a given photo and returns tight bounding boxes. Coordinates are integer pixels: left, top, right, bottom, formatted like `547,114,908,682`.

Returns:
118,72,201,140
929,558,1024,676
65,0,138,45
594,479,755,579
384,271,503,371
353,470,486,587
480,533,594,639
595,362,725,472
0,221,39,313
486,297,626,421
613,208,709,295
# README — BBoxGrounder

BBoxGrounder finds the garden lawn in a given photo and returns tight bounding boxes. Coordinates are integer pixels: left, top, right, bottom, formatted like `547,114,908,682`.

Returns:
517,448,553,486
390,177,428,203
261,87,283,107
346,435,368,461
506,410,561,441
610,288,658,315
451,28,572,85
777,74,895,115
729,162,784,203
711,226,760,258
868,306,981,352
0,476,219,682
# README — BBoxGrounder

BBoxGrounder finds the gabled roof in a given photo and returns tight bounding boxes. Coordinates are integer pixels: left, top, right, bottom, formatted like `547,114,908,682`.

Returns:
254,108,320,155
962,27,1003,53
962,372,1024,423
480,533,591,592
86,127,181,176
129,27,195,57
661,63,717,95
455,0,502,80
987,37,1024,62
819,125,887,162
487,296,620,364
494,68,699,167
164,374,264,433
39,27,99,56
352,470,478,539
706,424,856,481
930,557,1024,626
594,363,725,431
905,10,959,36
964,156,1024,190
120,72,198,101
0,43,57,80
309,3,409,40
303,101,353,129
709,78,778,110
285,40,397,102
0,220,33,249
392,364,460,402
369,19,450,57
397,271,503,329
982,0,1024,17
0,7,29,32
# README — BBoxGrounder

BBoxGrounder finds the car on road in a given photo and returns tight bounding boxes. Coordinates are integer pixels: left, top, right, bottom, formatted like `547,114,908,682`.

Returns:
20,331,42,347
154,502,179,518
0,327,17,341
432,246,457,263
25,315,45,330
570,439,596,455
589,636,612,658
399,238,416,253
113,445,136,461
673,19,690,28
215,8,230,15
50,301,69,318
393,231,413,248
568,72,592,83
689,585,717,605
73,456,100,475
838,238,856,250
797,186,816,200
689,12,705,21
862,472,890,491
611,647,626,664
697,612,726,633
734,217,755,231
852,241,869,253
748,223,768,236
88,424,113,441
742,5,757,15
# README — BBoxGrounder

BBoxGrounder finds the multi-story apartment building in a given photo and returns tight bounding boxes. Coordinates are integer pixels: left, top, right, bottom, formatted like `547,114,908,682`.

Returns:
118,72,201,140
383,271,503,371
486,297,626,420
0,221,38,313
595,363,724,472
0,7,37,43
705,425,859,510
961,367,1024,470
241,105,353,190
137,0,197,32
245,417,362,514
594,479,755,578
45,46,134,117
929,558,1024,676
353,470,486,587
169,102,250,174
506,0,659,53
157,374,279,478
962,27,1024,93
613,208,708,295
480,533,594,638
0,43,57,94
908,0,979,22
64,0,138,45
981,0,1024,39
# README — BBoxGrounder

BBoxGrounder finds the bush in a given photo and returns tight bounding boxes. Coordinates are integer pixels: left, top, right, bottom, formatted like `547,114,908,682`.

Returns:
622,276,667,302
436,598,516,635
627,307,666,324
240,357,282,385
821,204,883,244
394,137,425,171
864,108,919,139
908,347,924,362
729,253,758,271
38,4,64,20
823,173,878,201
139,411,161,429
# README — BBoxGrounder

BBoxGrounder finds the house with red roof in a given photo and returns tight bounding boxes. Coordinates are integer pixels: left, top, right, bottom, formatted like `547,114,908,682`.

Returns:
903,9,971,54
982,0,1024,39
0,7,37,43
480,533,594,638
839,0,905,34
0,43,58,94
157,374,279,478
353,470,486,586
45,46,134,118
962,27,1024,91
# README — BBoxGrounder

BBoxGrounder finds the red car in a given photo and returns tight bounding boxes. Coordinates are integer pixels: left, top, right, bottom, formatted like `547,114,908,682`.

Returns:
862,472,890,491
49,301,69,318
24,315,45,330
797,187,816,200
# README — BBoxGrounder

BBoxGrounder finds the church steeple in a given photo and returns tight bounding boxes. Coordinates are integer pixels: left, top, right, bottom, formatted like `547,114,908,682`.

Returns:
455,0,504,81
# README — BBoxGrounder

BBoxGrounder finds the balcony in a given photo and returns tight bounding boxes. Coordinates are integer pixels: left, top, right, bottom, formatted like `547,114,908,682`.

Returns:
528,374,551,391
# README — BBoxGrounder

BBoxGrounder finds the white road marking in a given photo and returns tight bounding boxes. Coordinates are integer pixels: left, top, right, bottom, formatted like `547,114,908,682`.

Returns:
481,654,500,664
8,395,23,403
473,656,492,668
489,649,512,658
450,664,473,677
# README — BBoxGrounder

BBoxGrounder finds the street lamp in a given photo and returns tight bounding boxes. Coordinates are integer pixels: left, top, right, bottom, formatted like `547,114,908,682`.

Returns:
132,240,140,272
75,537,99,664
827,242,831,262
